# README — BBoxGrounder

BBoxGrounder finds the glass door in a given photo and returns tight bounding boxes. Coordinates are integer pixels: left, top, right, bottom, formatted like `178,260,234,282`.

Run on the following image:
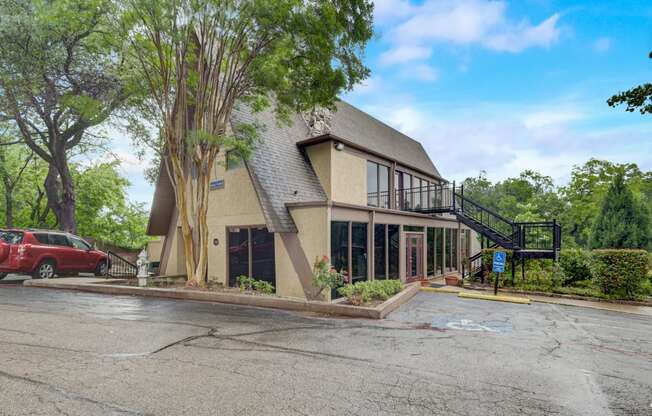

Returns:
405,233,424,281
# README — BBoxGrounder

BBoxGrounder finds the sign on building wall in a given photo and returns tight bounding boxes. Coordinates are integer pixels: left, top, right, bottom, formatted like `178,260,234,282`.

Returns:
210,179,224,190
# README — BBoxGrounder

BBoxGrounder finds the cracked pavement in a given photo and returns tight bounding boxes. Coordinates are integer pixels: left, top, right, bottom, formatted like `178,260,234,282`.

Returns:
0,286,650,415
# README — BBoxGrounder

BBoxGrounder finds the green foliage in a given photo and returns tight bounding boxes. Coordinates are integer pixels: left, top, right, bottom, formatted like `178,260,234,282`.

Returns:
592,250,650,299
312,255,346,296
608,52,652,114
590,173,650,249
236,275,275,294
337,280,404,306
559,249,594,285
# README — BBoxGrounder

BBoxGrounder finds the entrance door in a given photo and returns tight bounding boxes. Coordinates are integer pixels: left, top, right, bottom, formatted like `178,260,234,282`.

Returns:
405,233,424,282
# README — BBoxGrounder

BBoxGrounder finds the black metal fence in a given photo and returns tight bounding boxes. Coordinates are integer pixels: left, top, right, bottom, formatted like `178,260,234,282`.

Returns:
106,251,137,278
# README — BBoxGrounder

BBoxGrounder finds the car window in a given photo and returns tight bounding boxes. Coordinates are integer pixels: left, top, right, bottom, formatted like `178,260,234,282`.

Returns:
70,237,90,250
0,231,23,244
48,234,71,247
33,233,49,244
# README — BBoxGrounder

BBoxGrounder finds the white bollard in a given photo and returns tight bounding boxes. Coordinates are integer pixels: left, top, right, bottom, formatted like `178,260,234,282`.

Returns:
137,249,149,287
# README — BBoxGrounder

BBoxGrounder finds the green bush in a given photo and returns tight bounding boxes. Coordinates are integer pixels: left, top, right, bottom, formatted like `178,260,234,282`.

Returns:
337,279,404,305
312,255,346,297
559,249,593,285
236,275,275,294
591,249,650,299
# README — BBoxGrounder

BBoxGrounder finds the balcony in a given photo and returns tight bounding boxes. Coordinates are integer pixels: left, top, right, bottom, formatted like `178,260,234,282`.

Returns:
367,184,455,213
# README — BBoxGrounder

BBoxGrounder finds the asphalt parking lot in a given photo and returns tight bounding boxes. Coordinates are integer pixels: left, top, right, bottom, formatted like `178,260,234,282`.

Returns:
0,285,650,415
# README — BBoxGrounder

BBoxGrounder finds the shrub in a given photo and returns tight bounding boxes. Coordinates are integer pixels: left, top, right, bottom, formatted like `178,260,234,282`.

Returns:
337,279,404,305
237,275,275,294
481,248,513,285
312,255,347,297
591,249,650,299
559,249,593,285
253,280,275,295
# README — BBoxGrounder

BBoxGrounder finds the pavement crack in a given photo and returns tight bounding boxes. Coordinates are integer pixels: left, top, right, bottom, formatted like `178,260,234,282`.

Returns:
0,369,146,415
150,327,218,354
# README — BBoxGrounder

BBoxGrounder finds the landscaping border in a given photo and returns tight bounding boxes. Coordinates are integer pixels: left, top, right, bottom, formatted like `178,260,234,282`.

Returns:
463,284,652,307
23,279,419,319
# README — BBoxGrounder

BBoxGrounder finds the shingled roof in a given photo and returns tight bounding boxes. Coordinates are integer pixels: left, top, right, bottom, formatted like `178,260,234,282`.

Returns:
147,100,443,235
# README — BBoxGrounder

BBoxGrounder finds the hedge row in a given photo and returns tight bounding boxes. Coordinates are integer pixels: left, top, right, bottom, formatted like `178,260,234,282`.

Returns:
591,250,650,299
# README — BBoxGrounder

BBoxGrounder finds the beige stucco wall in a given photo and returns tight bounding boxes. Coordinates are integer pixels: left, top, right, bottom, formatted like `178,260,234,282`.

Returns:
147,238,164,262
330,147,367,206
205,152,267,285
305,141,332,199
275,206,329,299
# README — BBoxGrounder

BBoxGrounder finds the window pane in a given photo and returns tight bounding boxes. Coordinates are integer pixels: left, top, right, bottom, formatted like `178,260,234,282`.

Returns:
252,228,275,289
71,237,90,250
374,224,386,279
49,234,70,247
367,161,378,207
414,178,422,209
395,171,403,209
404,174,412,209
436,228,444,275
228,228,249,286
378,165,389,208
351,222,367,282
451,229,458,271
0,231,23,244
423,180,429,210
445,229,452,270
427,227,434,275
388,225,400,279
330,222,349,274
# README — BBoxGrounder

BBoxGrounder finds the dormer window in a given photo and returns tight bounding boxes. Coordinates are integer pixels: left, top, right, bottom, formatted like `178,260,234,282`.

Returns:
367,161,389,208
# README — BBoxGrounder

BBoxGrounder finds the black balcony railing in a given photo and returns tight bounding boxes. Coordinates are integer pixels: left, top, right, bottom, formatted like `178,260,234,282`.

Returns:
367,182,561,256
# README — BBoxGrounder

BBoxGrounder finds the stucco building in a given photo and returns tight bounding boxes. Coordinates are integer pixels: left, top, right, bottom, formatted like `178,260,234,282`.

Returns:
147,101,484,299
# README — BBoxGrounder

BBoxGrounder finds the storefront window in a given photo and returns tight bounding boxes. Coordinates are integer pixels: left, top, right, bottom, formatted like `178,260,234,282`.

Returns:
435,228,444,275
388,225,400,279
252,228,275,285
351,222,367,283
427,227,435,276
330,222,349,274
228,228,249,287
374,224,386,279
445,228,452,271
451,229,458,271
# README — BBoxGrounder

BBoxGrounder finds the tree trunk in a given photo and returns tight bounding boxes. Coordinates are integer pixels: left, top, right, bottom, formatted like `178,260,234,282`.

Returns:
4,186,13,228
43,160,77,234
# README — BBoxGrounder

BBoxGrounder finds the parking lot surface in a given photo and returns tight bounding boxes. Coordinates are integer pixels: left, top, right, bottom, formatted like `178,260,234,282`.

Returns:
0,286,650,415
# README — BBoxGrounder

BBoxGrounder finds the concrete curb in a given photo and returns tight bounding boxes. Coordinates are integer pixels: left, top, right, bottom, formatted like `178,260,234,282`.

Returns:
23,279,420,320
420,286,461,294
458,292,531,305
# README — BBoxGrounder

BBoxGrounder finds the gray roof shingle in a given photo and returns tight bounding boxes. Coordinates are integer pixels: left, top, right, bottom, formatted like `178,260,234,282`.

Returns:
148,99,443,235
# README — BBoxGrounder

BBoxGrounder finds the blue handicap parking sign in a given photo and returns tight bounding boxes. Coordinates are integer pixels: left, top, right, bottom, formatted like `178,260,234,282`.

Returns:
492,251,506,273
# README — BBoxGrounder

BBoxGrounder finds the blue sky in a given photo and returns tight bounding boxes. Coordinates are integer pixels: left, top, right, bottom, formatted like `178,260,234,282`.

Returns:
112,0,652,208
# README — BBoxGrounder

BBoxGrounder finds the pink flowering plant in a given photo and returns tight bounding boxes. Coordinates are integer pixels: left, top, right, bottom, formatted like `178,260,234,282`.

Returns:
312,255,347,297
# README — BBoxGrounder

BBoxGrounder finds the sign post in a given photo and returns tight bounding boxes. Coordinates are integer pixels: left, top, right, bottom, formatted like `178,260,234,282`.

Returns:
492,251,506,296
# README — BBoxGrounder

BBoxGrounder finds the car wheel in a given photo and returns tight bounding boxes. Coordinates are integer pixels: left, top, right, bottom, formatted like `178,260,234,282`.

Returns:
94,260,108,277
0,272,7,280
33,260,56,280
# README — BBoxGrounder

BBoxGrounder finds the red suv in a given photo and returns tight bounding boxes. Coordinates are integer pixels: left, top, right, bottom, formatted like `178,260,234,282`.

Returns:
0,229,109,280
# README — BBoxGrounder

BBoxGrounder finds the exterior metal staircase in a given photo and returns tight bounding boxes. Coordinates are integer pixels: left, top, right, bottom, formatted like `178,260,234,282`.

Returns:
370,182,561,261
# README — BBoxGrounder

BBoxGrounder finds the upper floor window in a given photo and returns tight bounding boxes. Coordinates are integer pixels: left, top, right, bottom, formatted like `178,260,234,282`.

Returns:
367,161,389,208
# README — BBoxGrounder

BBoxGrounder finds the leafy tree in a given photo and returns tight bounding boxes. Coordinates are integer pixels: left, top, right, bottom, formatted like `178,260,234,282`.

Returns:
590,173,650,249
0,0,129,233
0,126,33,227
608,51,652,114
119,0,374,286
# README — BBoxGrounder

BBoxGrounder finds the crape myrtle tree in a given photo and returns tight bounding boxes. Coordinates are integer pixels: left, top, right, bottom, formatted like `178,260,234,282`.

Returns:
119,0,373,286
0,0,129,233
590,172,651,250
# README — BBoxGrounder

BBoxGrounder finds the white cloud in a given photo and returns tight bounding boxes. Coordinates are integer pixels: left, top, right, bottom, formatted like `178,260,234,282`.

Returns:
350,75,384,95
522,108,586,129
357,98,652,185
373,0,414,25
379,45,431,65
377,0,563,75
593,37,611,53
410,64,439,81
